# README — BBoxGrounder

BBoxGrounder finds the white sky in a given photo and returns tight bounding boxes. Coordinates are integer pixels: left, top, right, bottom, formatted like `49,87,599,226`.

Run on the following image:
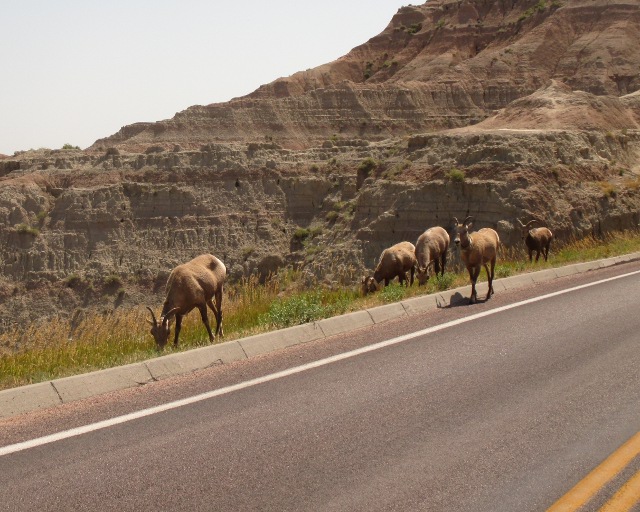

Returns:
0,1,408,155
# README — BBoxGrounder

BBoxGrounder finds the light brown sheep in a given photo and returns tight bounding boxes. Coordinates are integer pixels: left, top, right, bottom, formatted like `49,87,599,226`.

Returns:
362,241,417,294
415,226,450,285
147,254,226,350
518,219,553,262
453,216,500,304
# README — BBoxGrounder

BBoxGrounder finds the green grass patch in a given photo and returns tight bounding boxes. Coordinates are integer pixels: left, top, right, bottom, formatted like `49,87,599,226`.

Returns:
2,231,640,389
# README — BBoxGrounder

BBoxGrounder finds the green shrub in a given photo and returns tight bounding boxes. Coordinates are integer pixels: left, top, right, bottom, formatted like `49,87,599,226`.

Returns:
293,228,310,240
358,157,378,174
64,274,82,288
15,224,39,236
103,275,123,287
325,211,339,222
406,23,422,34
446,168,466,183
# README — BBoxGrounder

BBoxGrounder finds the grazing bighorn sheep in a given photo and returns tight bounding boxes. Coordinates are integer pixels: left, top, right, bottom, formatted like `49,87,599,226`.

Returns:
147,254,226,350
518,219,553,262
361,241,417,294
415,226,450,285
453,216,500,304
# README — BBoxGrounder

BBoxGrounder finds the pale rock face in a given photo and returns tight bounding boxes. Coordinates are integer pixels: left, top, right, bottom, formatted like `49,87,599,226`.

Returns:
1,0,640,330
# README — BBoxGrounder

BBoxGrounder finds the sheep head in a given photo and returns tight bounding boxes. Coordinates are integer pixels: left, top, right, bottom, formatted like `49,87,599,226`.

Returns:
361,275,379,295
453,216,473,247
517,219,538,239
147,306,178,350
416,261,435,285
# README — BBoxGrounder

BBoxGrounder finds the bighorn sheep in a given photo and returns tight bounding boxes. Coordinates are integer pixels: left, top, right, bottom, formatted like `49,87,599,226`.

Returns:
453,216,500,304
518,219,553,262
361,241,417,294
415,226,450,285
147,254,226,350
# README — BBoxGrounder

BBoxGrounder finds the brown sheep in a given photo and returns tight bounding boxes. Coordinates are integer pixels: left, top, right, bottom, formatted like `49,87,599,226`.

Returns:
361,241,417,294
147,254,226,350
415,226,450,285
518,219,553,262
453,216,500,304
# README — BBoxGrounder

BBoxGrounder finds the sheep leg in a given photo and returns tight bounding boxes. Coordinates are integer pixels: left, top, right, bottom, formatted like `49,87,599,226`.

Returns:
207,296,224,338
468,266,480,304
409,266,415,286
535,249,541,262
485,260,495,300
173,314,183,347
198,304,215,342
543,245,550,261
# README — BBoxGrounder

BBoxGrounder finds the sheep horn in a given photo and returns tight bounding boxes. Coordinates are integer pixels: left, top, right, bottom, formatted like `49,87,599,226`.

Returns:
525,219,538,227
453,217,459,225
146,306,158,327
463,215,474,225
162,307,181,324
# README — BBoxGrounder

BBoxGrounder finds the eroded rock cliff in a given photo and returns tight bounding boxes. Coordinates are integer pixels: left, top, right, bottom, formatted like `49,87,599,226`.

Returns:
1,0,640,329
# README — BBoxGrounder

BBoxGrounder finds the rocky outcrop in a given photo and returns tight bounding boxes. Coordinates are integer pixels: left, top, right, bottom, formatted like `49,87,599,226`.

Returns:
92,0,640,152
1,0,640,330
2,126,639,327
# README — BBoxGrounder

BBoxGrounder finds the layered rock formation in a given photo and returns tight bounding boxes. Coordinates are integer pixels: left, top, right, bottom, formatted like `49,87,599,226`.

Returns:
1,0,639,330
93,0,640,151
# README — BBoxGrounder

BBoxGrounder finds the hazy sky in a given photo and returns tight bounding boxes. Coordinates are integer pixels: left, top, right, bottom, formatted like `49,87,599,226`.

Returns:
0,1,409,155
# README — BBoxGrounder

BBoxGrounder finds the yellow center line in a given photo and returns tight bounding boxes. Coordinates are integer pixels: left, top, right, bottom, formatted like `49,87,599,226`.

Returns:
598,469,640,512
547,431,640,512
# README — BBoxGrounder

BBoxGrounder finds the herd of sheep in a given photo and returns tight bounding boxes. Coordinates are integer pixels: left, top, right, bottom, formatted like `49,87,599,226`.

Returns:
146,218,553,350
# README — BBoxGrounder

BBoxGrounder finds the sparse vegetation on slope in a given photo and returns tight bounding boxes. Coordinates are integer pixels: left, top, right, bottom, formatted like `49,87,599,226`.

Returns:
2,231,640,390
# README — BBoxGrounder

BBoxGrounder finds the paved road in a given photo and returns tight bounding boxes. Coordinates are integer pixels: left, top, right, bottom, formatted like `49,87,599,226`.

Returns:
1,263,640,511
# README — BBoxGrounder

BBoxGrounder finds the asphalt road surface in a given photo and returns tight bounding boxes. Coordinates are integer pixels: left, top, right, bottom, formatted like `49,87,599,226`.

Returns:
1,262,640,511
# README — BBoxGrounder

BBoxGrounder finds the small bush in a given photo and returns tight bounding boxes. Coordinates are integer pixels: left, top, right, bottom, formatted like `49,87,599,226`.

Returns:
446,168,466,183
64,274,82,288
293,228,310,241
103,275,123,287
358,157,378,174
15,224,39,237
406,23,422,34
61,143,80,150
325,211,339,222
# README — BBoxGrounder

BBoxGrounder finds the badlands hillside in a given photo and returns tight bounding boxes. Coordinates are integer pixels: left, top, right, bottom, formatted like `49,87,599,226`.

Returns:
0,0,639,328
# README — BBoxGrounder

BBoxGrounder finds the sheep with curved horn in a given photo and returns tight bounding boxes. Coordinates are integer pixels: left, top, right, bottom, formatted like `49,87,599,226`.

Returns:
453,216,500,304
518,219,553,262
147,254,226,350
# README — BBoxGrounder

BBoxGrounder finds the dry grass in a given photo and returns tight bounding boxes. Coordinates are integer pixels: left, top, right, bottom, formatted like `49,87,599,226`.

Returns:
1,230,640,390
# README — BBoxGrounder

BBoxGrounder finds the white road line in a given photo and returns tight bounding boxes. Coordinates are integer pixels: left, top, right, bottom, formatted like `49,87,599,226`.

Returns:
2,269,639,457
